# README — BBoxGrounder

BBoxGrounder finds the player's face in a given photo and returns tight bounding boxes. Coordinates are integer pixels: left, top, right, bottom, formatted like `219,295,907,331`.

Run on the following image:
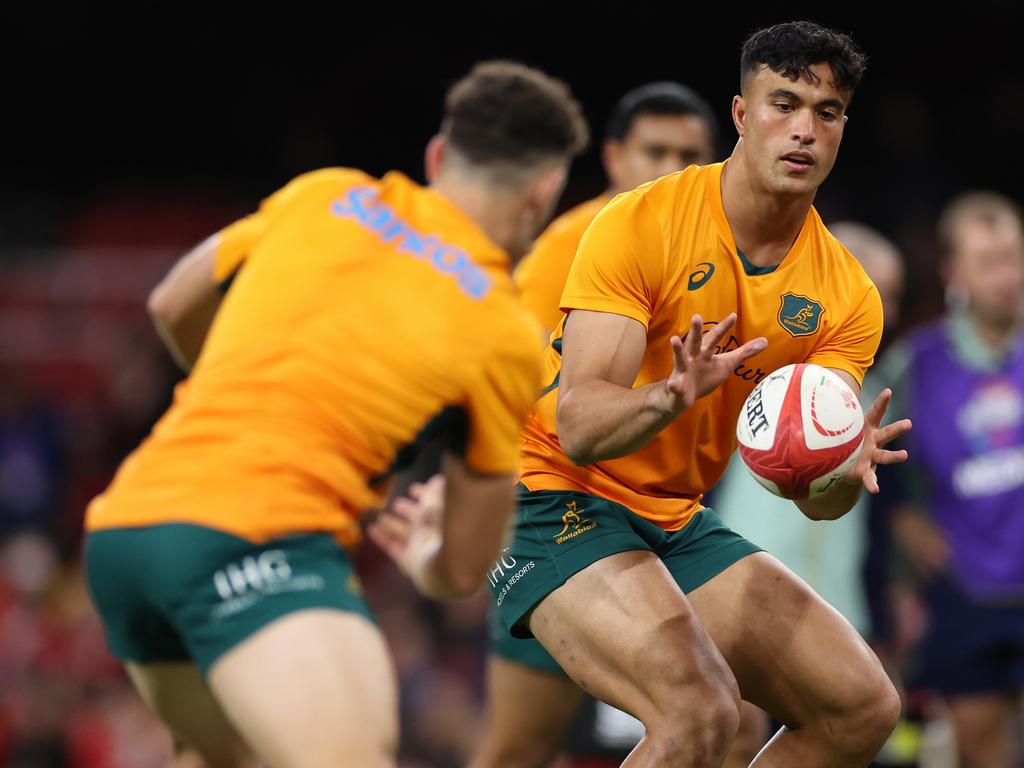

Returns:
952,217,1024,328
735,63,849,197
605,114,715,192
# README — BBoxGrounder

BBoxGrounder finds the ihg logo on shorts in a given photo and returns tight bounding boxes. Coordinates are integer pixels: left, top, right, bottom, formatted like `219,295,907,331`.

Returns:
210,550,325,620
213,550,292,601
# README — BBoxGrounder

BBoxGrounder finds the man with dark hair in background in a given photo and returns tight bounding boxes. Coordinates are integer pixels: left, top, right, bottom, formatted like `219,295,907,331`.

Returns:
84,61,588,768
881,192,1024,768
516,82,718,334
471,80,719,768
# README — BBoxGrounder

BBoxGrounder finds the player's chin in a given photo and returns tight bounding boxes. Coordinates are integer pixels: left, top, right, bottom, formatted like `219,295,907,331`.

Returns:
773,172,819,196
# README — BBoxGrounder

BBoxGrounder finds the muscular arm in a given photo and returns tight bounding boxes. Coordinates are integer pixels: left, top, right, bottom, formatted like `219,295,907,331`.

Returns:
557,310,766,466
146,234,225,371
556,311,674,465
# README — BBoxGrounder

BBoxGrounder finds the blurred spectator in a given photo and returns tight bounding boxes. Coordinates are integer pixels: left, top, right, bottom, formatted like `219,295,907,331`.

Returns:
0,373,64,538
879,192,1024,766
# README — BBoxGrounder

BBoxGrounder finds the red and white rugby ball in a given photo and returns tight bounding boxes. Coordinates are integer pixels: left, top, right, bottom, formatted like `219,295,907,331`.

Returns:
736,363,864,500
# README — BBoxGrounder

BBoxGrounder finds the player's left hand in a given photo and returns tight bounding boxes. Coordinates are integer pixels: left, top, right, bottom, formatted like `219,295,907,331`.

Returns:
843,388,912,493
367,474,446,580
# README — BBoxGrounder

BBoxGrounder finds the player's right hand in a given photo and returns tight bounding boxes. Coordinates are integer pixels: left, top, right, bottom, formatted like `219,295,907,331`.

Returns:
663,313,767,414
368,474,446,587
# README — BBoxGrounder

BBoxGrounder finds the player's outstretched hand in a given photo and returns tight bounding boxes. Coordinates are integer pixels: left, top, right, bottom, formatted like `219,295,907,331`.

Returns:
664,313,767,414
844,388,912,494
367,474,445,584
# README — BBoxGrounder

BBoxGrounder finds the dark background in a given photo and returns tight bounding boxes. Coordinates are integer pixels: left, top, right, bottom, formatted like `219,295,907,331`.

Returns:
5,3,1022,313
0,5,1020,765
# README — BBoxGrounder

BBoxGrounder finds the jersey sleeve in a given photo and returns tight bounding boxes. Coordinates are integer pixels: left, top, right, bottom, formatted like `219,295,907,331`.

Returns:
213,168,369,287
807,283,884,386
559,192,665,330
462,326,545,475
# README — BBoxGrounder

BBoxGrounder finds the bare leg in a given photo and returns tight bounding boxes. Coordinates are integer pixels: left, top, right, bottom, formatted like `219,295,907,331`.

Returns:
947,691,1016,768
470,655,584,768
125,663,257,768
209,609,398,768
723,702,770,768
529,550,741,767
688,553,900,767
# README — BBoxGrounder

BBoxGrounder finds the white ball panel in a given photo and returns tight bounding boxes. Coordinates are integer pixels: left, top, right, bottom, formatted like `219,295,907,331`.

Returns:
736,364,795,451
800,365,864,451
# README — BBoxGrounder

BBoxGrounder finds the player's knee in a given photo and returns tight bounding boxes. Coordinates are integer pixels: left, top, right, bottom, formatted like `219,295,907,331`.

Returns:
861,677,901,747
640,617,739,712
828,665,900,757
647,684,740,765
699,687,742,758
647,671,740,763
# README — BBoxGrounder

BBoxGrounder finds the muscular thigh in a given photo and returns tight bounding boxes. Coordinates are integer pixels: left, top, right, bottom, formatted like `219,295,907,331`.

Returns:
528,549,735,723
209,609,398,768
687,552,882,727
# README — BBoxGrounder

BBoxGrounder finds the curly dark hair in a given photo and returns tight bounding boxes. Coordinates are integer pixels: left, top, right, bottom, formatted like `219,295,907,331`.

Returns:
740,21,867,95
442,61,589,169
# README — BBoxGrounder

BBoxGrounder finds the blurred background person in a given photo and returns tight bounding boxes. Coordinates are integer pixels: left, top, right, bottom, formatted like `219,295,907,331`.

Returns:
514,81,718,334
878,192,1024,768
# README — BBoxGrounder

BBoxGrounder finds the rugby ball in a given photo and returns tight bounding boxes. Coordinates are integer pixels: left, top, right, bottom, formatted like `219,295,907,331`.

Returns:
736,363,864,499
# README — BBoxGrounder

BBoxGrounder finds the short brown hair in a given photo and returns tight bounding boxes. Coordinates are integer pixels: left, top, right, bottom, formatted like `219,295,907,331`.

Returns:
442,61,589,170
939,191,1023,255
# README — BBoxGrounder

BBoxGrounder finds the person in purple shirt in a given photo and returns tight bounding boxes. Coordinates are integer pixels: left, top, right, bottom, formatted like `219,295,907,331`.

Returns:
878,191,1024,767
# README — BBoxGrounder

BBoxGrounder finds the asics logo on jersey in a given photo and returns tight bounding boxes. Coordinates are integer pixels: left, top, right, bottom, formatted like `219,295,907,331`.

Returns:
778,293,824,337
687,262,715,291
331,186,492,299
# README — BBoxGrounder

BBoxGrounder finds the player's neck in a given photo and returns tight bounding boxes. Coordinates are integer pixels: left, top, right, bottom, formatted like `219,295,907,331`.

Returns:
430,177,523,256
721,147,815,268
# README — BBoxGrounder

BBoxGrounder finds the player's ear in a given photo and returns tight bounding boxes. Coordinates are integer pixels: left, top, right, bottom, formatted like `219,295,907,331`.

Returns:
530,163,568,213
731,95,746,137
425,135,446,183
